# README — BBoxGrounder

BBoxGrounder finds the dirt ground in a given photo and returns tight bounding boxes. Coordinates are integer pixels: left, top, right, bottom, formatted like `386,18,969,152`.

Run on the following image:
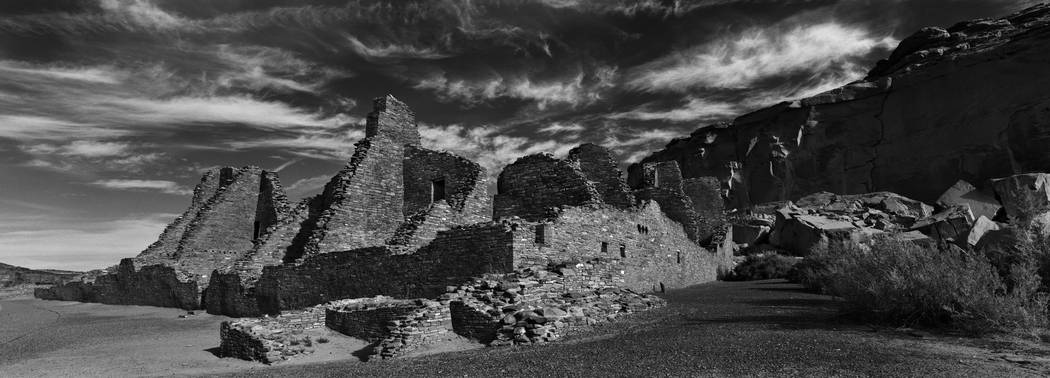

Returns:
3,280,1050,377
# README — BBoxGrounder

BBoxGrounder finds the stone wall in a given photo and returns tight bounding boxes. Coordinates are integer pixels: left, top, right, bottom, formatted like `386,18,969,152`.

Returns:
366,94,420,147
136,170,221,263
253,223,518,314
493,154,601,221
445,261,666,347
35,259,199,309
566,143,635,209
255,171,290,241
633,161,726,245
326,297,453,359
510,204,729,293
303,136,407,255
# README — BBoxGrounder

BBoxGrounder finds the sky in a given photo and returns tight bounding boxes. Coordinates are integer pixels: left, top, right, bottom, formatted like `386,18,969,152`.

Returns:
0,0,1038,271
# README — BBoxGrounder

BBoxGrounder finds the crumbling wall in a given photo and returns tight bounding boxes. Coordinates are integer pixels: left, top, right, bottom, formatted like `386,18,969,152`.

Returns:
566,143,635,209
253,223,517,314
136,170,222,263
494,154,602,221
633,161,726,245
254,171,290,241
511,204,728,292
446,261,666,347
36,259,199,309
326,298,453,359
301,96,420,256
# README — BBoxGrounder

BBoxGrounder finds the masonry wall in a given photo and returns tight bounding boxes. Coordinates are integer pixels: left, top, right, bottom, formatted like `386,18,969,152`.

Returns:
253,223,518,314
136,170,221,263
36,259,199,309
303,137,406,255
567,143,636,209
325,298,454,359
493,154,601,221
510,204,728,293
254,171,290,241
177,167,262,261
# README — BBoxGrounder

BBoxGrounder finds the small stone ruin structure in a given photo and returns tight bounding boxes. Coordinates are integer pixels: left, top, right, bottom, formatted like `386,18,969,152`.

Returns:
37,95,733,362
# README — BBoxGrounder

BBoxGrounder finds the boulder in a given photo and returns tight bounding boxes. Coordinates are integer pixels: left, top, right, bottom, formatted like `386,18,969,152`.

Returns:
770,211,868,255
910,205,974,242
991,173,1050,222
936,180,1002,221
965,216,1002,247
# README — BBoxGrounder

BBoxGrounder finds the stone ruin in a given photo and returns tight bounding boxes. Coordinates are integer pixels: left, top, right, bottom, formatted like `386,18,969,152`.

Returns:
36,95,733,362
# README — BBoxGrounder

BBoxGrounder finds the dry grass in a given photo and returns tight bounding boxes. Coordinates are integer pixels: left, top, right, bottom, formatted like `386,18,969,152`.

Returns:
793,236,1050,335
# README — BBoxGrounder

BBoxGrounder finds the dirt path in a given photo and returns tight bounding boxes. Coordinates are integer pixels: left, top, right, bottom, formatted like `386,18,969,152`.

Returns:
2,280,1048,377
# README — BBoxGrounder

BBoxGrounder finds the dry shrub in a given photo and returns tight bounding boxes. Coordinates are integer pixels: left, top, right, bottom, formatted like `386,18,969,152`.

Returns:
727,253,799,281
796,235,1048,334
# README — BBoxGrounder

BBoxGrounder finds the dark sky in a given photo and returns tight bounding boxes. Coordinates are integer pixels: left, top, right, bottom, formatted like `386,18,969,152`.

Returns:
0,0,1037,270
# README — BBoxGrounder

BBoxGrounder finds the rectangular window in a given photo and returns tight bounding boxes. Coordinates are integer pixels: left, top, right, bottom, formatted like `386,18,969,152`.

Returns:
601,242,608,253
431,179,446,202
676,251,681,264
620,244,626,258
535,225,547,244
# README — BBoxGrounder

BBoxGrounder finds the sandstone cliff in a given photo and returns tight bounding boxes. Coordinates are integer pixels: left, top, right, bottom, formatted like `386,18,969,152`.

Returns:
631,4,1050,209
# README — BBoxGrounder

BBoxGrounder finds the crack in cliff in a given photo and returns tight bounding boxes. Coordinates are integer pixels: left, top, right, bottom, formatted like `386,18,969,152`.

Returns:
867,88,893,193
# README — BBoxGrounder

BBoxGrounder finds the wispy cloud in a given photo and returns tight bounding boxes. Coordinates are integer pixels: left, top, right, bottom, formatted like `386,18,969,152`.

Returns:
91,179,191,195
346,36,450,60
414,66,616,110
628,22,897,92
420,123,578,175
607,97,740,123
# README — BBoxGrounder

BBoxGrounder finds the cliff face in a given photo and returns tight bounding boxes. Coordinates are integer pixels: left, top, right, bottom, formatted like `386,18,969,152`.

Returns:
631,4,1050,208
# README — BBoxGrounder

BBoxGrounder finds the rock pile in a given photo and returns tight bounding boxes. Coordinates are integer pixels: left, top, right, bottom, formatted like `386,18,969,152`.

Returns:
729,173,1050,257
445,261,666,347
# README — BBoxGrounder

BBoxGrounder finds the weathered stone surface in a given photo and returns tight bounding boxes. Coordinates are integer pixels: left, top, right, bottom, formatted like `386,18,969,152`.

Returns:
966,216,1002,247
936,180,1001,221
38,167,286,308
910,205,974,243
630,8,1050,208
632,161,727,245
992,173,1050,223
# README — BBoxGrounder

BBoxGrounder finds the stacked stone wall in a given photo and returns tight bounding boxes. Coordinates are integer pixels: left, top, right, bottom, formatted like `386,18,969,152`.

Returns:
511,204,728,293
254,223,517,314
566,144,635,209
303,137,407,255
137,170,221,263
326,298,453,359
493,154,601,221
36,259,199,309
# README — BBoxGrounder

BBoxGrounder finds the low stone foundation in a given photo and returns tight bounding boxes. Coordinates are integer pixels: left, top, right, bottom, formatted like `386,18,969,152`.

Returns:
218,301,335,363
326,297,453,359
218,259,669,363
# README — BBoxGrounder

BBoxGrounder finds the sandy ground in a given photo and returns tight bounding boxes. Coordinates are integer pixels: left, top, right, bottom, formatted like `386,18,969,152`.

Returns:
0,295,368,377
3,281,1050,377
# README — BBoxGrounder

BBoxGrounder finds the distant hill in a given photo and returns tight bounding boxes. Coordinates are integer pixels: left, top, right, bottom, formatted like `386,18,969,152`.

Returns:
0,262,81,287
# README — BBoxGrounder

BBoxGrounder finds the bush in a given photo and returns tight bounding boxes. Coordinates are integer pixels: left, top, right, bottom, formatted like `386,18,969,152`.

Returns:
317,337,329,344
795,236,1048,335
727,253,799,281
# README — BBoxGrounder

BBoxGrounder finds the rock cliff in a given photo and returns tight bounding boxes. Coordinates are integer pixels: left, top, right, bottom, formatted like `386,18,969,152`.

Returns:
631,4,1050,209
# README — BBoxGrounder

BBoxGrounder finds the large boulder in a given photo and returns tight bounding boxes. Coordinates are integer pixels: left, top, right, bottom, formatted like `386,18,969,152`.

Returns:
991,173,1050,223
910,205,974,243
936,180,1002,221
966,216,1002,247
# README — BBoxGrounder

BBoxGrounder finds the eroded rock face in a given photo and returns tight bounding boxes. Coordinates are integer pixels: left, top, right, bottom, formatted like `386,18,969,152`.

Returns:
632,5,1050,208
